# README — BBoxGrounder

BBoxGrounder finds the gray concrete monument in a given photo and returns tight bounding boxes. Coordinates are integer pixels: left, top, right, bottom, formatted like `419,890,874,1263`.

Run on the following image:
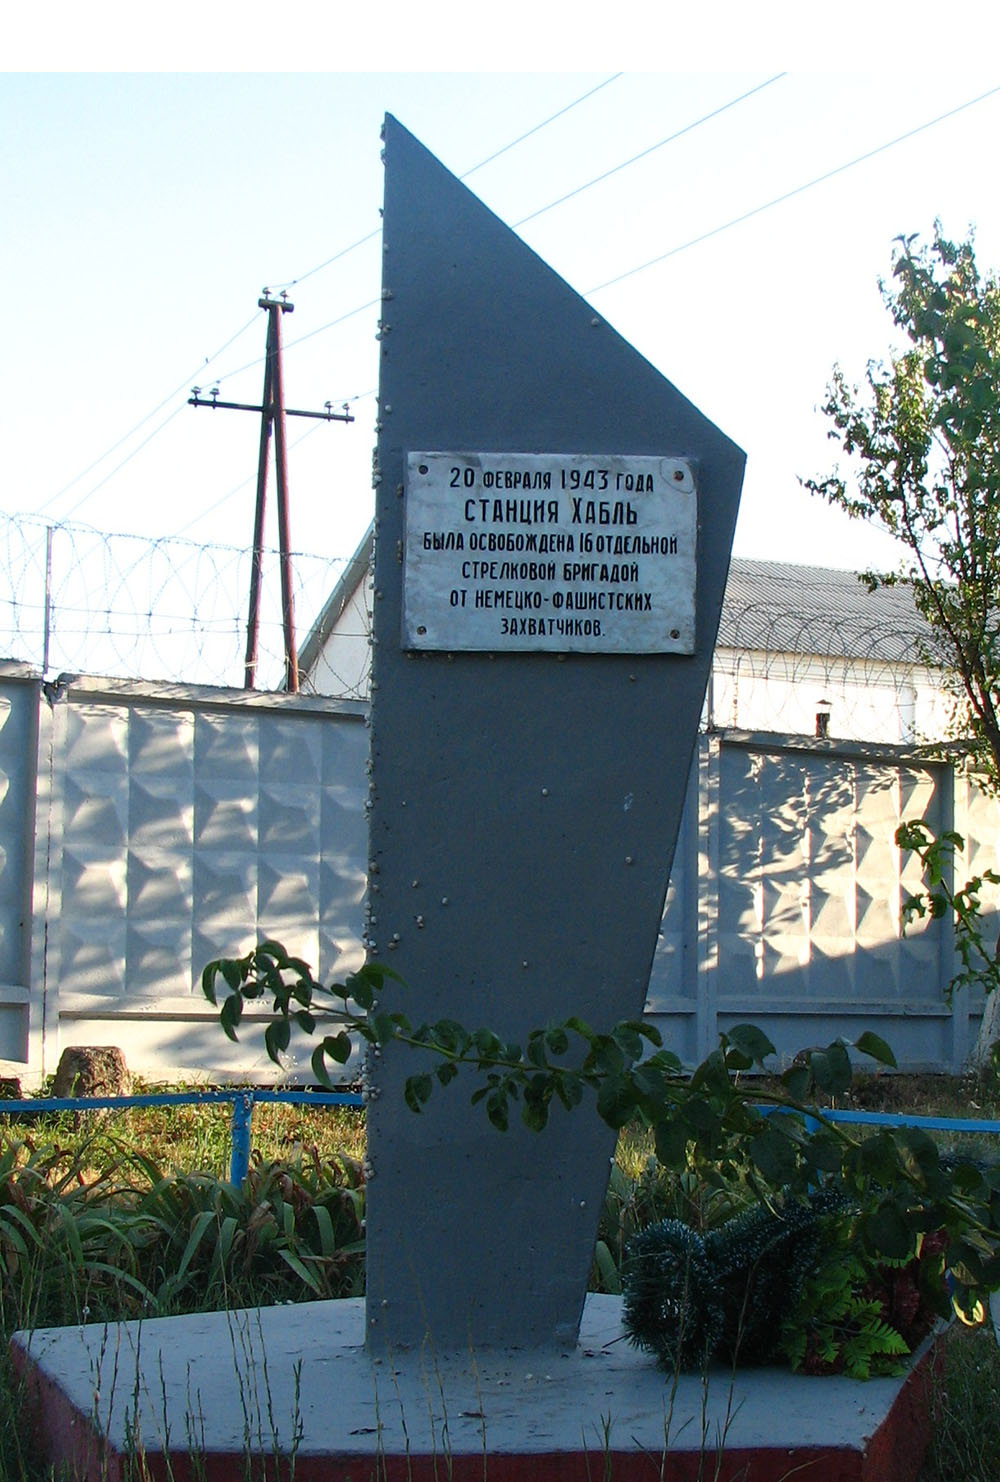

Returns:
365,116,745,1352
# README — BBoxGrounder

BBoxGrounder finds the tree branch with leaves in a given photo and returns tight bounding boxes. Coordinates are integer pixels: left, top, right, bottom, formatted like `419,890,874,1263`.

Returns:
805,225,1000,779
204,940,1000,1322
806,226,1000,1061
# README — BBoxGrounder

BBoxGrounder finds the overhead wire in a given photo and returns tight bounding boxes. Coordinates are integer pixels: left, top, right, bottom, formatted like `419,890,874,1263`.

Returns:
60,405,188,521
587,82,1000,295
39,310,263,517
170,390,374,537
459,73,623,179
51,77,1000,533
267,73,624,293
513,73,786,228
217,72,785,386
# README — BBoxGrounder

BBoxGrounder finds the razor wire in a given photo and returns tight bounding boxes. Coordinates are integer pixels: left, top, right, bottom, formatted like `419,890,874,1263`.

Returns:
297,550,956,745
0,511,959,743
0,510,359,697
709,572,956,745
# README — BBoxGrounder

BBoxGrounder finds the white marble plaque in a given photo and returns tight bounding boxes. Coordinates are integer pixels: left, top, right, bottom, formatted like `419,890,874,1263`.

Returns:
402,452,697,654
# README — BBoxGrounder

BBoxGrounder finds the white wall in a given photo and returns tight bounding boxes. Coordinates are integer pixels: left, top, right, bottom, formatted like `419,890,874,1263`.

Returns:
3,669,994,1085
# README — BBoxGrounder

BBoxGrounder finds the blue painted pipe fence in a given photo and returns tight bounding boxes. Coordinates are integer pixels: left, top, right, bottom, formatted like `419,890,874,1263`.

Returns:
0,1089,363,1184
0,1093,996,1187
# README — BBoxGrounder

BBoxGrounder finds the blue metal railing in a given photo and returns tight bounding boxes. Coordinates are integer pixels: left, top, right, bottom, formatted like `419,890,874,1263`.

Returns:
0,1092,997,1188
825,1108,1000,1136
0,1089,363,1184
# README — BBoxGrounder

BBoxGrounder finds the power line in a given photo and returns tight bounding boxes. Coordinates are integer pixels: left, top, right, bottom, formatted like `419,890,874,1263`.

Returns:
52,78,1000,528
217,299,382,385
169,387,377,538
460,73,623,179
267,73,624,293
39,311,263,516
171,419,322,537
514,74,786,228
54,70,608,516
219,76,782,386
273,300,382,363
61,404,187,520
587,82,1000,295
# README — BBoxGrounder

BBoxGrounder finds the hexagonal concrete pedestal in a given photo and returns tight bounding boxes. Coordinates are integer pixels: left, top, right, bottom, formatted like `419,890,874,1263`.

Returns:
12,1295,939,1482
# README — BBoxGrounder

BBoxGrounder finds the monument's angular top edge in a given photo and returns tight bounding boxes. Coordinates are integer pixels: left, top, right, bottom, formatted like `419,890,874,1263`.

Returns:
378,115,745,465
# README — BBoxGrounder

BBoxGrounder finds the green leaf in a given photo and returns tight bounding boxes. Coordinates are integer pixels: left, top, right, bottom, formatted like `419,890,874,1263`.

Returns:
526,1034,548,1068
404,1074,433,1114
473,1028,503,1059
312,1204,336,1258
825,1040,854,1093
802,1130,843,1174
265,1018,291,1063
781,1064,811,1100
726,1024,777,1064
631,1063,668,1103
177,1210,216,1278
324,1031,353,1065
370,1013,398,1046
749,1126,799,1185
564,1015,595,1041
595,1075,637,1129
201,962,220,1004
593,1240,621,1295
854,1031,897,1068
347,973,375,1012
653,1117,689,1168
555,1072,584,1111
865,1202,914,1260
611,1022,644,1060
219,992,243,1042
681,1096,720,1133
221,958,245,991
277,1246,323,1295
485,1089,509,1132
310,1045,334,1089
521,1093,550,1133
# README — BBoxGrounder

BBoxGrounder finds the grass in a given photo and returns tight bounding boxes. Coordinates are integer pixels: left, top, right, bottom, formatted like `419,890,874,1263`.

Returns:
0,1082,366,1181
920,1323,1000,1482
0,1074,997,1479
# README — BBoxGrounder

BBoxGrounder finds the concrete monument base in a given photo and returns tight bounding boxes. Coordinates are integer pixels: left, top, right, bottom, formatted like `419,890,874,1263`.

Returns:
11,1294,939,1481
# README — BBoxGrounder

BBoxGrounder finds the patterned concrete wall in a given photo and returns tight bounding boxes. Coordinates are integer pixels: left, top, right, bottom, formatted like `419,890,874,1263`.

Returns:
38,679,369,1081
1,670,996,1081
0,667,39,1063
650,734,981,1070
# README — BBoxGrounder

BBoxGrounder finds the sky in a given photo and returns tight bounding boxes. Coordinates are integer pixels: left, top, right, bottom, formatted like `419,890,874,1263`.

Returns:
4,43,1000,677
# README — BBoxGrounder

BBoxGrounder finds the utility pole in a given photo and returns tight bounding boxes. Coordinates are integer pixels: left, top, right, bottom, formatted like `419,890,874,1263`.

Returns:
190,293,354,692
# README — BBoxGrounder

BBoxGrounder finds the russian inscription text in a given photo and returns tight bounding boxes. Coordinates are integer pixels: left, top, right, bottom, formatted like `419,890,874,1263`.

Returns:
403,452,696,654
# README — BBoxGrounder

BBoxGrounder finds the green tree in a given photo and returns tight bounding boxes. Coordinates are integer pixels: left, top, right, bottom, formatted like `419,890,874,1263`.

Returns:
805,225,1000,1060
805,225,1000,777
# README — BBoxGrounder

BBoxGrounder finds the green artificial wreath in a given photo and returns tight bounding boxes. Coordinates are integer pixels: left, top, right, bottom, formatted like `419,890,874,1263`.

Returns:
622,1192,942,1377
622,1218,724,1370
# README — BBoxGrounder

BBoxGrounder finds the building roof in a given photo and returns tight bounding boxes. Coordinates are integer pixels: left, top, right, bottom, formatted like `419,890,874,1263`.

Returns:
298,529,373,676
718,558,939,666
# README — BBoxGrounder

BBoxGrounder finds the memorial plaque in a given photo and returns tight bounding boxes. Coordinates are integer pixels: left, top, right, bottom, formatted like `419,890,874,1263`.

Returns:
403,451,697,653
